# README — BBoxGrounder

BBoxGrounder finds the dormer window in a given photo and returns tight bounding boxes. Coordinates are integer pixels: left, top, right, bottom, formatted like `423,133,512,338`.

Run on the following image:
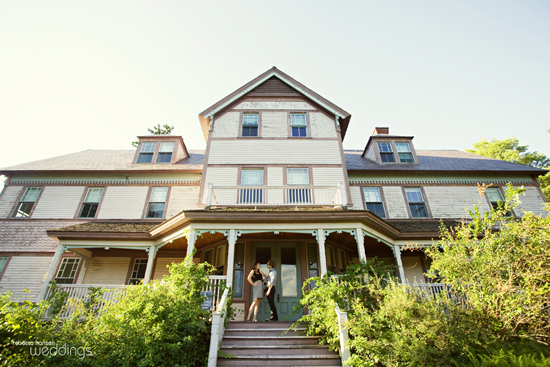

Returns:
290,113,307,137
156,142,175,163
377,143,396,163
396,143,414,163
242,113,259,137
137,142,156,163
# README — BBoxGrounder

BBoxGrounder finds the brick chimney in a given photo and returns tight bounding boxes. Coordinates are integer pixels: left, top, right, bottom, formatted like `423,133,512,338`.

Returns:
372,127,389,135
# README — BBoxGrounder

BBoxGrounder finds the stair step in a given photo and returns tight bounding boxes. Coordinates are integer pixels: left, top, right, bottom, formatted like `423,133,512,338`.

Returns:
222,338,321,346
219,354,340,359
226,321,300,329
225,327,306,332
217,359,341,366
220,344,329,349
223,335,321,340
224,330,305,337
220,348,335,356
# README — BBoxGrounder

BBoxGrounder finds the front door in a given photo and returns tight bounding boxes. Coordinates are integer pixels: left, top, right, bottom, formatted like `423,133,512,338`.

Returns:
252,243,302,321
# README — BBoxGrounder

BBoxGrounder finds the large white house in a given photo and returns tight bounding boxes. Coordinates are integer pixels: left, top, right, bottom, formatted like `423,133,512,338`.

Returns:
0,67,546,323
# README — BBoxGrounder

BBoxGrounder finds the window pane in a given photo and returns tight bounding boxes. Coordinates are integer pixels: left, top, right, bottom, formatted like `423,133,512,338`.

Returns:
398,152,415,163
405,188,424,202
0,257,9,274
307,243,318,269
131,259,148,281
290,113,307,127
85,188,103,203
486,188,503,202
22,187,41,202
150,187,168,202
13,202,35,218
281,247,297,297
241,169,263,186
366,203,386,218
377,142,393,152
156,153,172,163
410,203,428,218
242,114,259,126
380,152,396,163
140,142,156,153
159,142,175,153
146,202,165,218
242,126,258,137
287,168,309,185
338,250,346,272
363,187,382,202
137,153,153,163
292,127,307,137
395,143,411,152
56,258,81,279
79,203,99,218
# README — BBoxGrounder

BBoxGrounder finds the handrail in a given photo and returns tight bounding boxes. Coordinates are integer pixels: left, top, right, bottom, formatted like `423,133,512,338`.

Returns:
335,304,351,367
207,286,231,367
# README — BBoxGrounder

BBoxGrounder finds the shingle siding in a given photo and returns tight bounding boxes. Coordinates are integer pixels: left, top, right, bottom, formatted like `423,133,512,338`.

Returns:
0,220,81,252
0,186,23,218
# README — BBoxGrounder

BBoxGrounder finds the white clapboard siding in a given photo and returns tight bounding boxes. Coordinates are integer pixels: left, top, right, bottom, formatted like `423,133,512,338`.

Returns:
312,167,345,186
32,186,86,219
310,112,337,138
0,256,52,301
165,186,200,218
267,167,284,186
514,186,547,217
402,257,427,284
208,140,343,165
349,186,364,210
203,167,239,204
365,145,376,161
0,186,23,218
213,111,240,138
97,187,149,219
233,101,315,110
424,186,491,218
261,112,288,137
153,257,185,280
82,257,131,284
383,186,409,218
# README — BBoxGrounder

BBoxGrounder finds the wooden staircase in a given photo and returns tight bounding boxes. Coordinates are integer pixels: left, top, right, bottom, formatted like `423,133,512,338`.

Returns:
217,321,341,366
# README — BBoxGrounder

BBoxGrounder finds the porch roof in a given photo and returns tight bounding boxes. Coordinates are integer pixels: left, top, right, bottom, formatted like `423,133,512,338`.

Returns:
47,221,161,241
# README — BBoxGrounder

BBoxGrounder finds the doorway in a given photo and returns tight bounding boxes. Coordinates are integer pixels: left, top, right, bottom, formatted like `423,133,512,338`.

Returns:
251,243,302,321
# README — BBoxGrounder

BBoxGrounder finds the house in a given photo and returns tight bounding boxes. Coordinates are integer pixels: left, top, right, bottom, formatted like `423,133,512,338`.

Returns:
0,67,547,324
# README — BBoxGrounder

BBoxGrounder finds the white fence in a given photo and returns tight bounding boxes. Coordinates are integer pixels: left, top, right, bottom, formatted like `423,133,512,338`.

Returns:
205,183,346,208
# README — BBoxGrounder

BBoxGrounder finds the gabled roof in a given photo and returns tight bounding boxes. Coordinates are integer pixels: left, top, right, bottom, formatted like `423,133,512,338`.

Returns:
345,149,547,174
0,149,205,173
198,66,351,141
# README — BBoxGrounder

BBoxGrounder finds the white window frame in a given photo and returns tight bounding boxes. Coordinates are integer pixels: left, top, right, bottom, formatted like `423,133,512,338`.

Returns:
12,187,42,218
363,187,386,218
241,113,259,137
377,142,396,163
128,258,148,284
395,142,415,163
156,142,175,163
55,258,81,284
405,187,429,218
78,187,104,218
145,187,169,218
290,113,307,137
137,142,157,163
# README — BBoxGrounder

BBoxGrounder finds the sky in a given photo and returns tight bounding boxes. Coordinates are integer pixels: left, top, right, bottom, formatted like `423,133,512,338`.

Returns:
1,0,549,188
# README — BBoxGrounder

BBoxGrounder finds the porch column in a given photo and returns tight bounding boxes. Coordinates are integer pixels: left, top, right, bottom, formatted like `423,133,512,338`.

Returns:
38,244,65,300
318,229,328,276
393,245,406,283
356,228,367,263
226,229,236,287
186,229,197,258
143,244,156,284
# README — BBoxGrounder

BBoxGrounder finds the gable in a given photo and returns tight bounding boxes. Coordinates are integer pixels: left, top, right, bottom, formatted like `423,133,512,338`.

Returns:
247,76,301,96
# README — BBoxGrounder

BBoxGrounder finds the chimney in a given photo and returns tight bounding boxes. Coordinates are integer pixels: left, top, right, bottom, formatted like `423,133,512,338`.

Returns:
372,127,389,135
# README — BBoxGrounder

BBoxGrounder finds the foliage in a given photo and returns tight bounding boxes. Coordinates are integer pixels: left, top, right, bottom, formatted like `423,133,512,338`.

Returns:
0,255,217,367
466,137,549,168
425,185,550,344
470,339,550,367
45,281,70,317
131,123,175,147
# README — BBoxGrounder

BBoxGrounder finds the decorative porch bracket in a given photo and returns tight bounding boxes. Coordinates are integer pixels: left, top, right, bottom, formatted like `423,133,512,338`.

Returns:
361,229,406,283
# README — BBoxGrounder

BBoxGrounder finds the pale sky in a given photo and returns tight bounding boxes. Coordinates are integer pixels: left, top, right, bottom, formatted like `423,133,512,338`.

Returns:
1,1,549,189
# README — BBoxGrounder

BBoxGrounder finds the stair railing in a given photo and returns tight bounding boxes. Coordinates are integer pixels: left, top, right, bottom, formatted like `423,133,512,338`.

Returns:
335,304,351,367
207,286,230,367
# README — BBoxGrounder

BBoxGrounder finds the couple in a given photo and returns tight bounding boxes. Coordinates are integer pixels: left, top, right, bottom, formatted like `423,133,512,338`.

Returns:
246,259,278,322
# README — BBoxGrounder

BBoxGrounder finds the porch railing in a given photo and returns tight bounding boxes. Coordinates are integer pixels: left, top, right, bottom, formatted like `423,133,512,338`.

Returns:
207,285,231,367
335,304,351,367
205,183,347,209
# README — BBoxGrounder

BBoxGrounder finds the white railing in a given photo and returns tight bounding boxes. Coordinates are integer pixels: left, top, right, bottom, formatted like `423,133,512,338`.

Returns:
44,284,129,318
205,183,347,208
203,275,227,311
335,304,351,367
411,283,451,299
207,286,231,367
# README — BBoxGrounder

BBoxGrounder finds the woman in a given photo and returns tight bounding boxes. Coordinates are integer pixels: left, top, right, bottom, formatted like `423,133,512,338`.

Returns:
246,262,266,322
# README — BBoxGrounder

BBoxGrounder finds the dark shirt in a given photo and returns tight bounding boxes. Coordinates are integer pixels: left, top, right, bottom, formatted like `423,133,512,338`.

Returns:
251,271,262,283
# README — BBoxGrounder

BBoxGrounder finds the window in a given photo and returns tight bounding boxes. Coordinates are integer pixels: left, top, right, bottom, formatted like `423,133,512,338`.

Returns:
55,258,81,284
377,142,396,163
287,168,311,204
233,243,245,298
405,188,428,218
156,142,175,163
325,245,337,273
12,187,42,218
137,142,156,163
242,113,259,137
307,243,319,289
129,258,148,284
0,257,9,276
337,249,346,273
290,113,307,137
146,187,168,218
215,245,226,275
395,142,414,163
240,169,264,204
78,188,104,218
363,187,386,218
486,187,512,216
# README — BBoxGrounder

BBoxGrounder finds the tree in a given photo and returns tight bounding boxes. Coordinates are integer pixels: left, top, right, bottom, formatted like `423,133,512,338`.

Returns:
131,124,175,147
425,186,550,344
467,136,550,201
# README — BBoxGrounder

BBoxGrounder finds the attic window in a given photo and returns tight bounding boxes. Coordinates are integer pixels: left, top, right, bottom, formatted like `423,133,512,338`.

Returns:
396,143,414,163
377,143,396,163
242,114,259,137
156,142,175,163
290,113,307,137
137,142,156,163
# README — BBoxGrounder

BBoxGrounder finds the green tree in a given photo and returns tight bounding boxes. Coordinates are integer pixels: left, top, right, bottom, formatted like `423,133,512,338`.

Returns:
131,124,175,147
467,136,550,201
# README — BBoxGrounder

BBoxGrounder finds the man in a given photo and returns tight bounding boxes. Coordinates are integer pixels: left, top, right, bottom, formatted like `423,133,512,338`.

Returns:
265,259,278,322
